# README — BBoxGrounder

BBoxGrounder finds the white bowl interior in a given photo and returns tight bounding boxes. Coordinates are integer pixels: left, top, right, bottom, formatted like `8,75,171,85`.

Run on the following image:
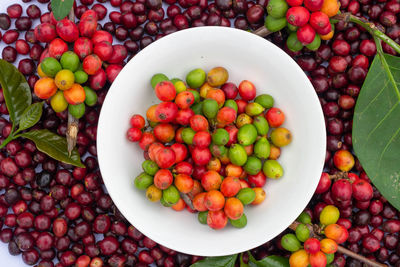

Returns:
97,27,326,256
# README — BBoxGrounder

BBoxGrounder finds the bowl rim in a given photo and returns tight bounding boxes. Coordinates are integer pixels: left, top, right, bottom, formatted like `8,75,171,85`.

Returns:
97,26,326,256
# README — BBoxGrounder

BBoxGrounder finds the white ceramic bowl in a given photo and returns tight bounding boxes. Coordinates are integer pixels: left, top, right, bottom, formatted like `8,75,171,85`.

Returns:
97,27,326,257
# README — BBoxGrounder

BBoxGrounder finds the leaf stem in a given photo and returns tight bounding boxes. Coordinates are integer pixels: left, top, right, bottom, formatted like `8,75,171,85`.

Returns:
289,222,388,267
0,134,14,149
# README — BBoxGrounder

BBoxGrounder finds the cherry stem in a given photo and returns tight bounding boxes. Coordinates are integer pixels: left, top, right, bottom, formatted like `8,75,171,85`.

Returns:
66,8,79,156
289,221,388,267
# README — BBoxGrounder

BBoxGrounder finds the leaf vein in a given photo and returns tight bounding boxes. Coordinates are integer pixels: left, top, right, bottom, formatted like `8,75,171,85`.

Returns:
367,102,400,141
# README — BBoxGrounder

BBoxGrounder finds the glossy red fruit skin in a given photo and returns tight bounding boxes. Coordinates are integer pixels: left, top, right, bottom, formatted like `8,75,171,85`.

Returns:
79,16,98,38
83,54,103,76
91,30,113,45
309,12,331,34
315,172,331,194
248,171,266,187
155,102,179,123
352,179,373,201
304,0,324,11
34,23,57,43
286,0,303,6
56,18,79,42
331,179,352,202
304,238,320,254
175,108,195,125
107,45,128,64
105,64,123,83
89,68,106,90
192,147,212,166
74,37,93,60
286,7,310,27
94,41,113,61
49,38,68,59
297,24,316,45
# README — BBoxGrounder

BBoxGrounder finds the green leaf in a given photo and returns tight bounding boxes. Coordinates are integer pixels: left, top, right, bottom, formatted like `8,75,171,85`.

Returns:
248,252,289,267
0,59,31,126
51,0,75,21
353,53,400,211
20,129,84,168
190,255,238,267
18,102,43,132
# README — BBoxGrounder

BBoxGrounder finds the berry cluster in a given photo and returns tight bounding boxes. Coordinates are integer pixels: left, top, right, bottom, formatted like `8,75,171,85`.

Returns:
128,66,293,230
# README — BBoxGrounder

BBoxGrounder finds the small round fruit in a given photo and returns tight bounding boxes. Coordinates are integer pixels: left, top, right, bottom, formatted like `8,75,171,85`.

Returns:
320,238,338,254
60,51,80,72
151,73,169,89
255,94,274,108
265,107,285,127
63,84,86,104
207,67,229,87
224,197,244,220
304,238,320,254
263,160,283,179
37,64,47,78
295,223,310,242
333,150,354,171
162,185,180,205
207,210,228,230
324,224,349,244
142,160,159,175
309,251,327,267
50,91,68,113
155,81,176,102
267,0,289,18
297,212,312,224
83,86,97,106
281,233,302,252
289,249,309,267
204,190,225,211
320,0,339,17
251,187,266,205
270,127,292,147
319,205,340,225
236,187,256,205
34,77,57,99
220,176,241,197
134,172,153,190
174,174,194,193
287,32,304,52
55,69,75,90
186,68,206,88
229,213,247,228
68,103,86,119
154,169,173,190
41,57,62,78
82,54,102,75
146,185,162,202
74,70,88,84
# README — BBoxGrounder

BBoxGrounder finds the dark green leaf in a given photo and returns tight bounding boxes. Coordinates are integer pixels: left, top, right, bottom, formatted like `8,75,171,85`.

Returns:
190,255,238,267
353,53,400,211
248,252,289,267
18,102,43,132
51,0,74,21
20,129,84,168
0,59,31,126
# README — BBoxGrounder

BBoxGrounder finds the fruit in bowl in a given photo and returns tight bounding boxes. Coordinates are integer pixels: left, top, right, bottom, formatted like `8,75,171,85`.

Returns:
97,27,325,256
127,66,293,230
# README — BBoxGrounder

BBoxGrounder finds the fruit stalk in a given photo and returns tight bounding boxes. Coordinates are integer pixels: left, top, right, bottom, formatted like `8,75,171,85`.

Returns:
333,13,400,54
66,7,79,156
289,221,388,267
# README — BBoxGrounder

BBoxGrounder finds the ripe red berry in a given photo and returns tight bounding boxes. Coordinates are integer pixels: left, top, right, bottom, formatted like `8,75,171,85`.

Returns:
297,24,316,45
286,7,310,27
